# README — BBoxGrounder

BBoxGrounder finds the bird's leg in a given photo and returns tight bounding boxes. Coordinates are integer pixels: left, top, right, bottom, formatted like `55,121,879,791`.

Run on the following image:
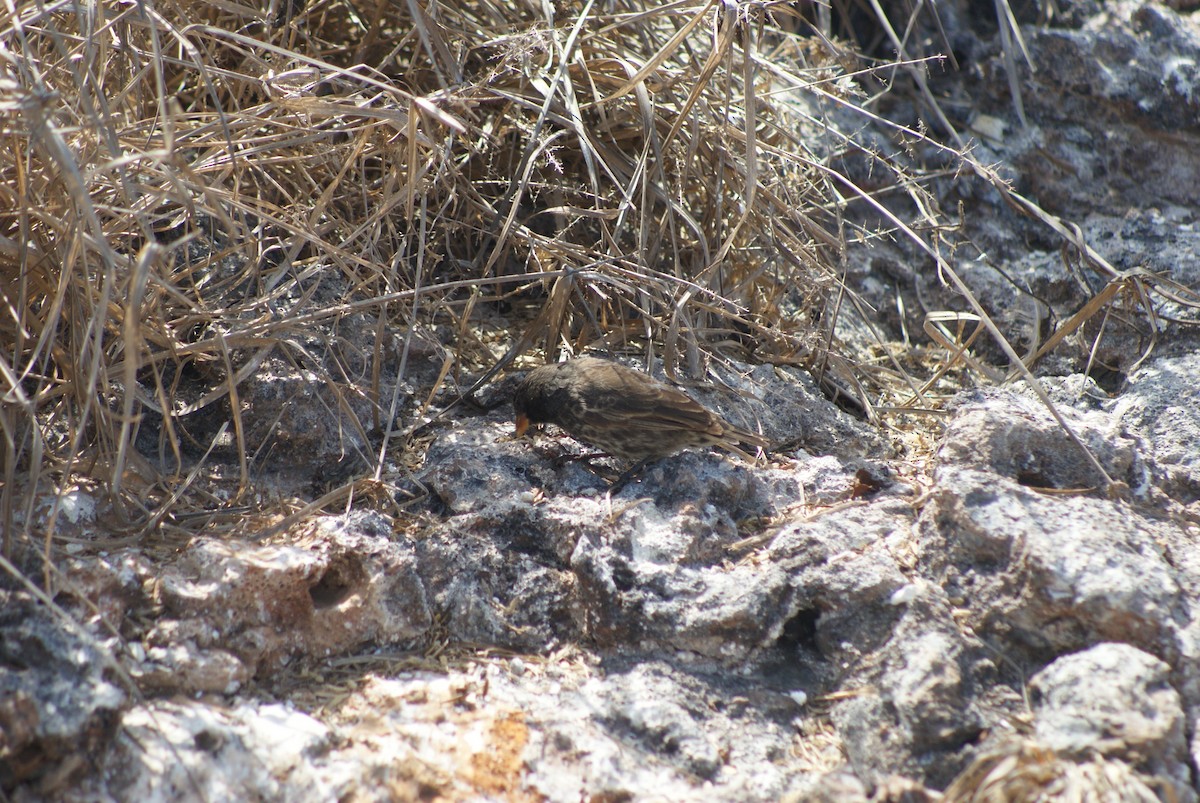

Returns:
553,450,610,467
607,459,651,494
551,451,622,481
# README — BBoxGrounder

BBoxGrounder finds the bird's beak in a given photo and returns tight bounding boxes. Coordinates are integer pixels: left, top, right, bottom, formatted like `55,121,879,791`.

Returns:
514,413,530,438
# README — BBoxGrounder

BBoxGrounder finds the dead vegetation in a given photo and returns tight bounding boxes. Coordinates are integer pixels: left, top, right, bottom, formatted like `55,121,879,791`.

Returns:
2,1,1197,552
1,0,838,546
5,1,1200,799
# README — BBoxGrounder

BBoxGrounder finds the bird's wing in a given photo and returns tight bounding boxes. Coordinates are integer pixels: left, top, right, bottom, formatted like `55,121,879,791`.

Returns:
582,362,724,436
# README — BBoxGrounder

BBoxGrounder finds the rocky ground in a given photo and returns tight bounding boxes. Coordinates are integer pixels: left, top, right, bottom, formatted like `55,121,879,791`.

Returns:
4,1,1200,801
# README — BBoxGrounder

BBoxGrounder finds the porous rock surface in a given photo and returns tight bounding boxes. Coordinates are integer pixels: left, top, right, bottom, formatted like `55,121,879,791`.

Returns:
6,2,1200,801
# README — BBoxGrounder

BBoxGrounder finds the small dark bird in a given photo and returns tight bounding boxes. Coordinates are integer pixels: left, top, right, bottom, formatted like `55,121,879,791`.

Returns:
512,356,769,463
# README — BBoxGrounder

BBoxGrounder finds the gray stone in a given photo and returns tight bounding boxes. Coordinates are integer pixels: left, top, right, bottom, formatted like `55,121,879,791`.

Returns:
1115,352,1200,503
1029,643,1193,802
0,593,125,794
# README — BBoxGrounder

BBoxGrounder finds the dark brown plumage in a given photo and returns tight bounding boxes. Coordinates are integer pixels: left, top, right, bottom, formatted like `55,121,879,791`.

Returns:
512,356,768,462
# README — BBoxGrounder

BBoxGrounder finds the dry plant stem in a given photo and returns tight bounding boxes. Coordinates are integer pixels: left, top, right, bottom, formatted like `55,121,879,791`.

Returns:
113,244,156,500
141,422,230,536
659,0,737,160
1005,194,1199,374
253,481,370,543
5,0,842,539
994,0,1032,126
480,0,598,278
107,274,568,417
1016,275,1143,377
378,192,430,482
942,294,1118,492
405,0,462,86
830,164,1120,491
866,0,960,146
0,352,42,557
796,52,1195,486
600,0,717,108
922,312,1005,387
181,26,468,133
216,330,249,493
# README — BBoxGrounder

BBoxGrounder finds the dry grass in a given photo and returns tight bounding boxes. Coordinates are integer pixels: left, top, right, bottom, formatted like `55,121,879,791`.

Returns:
0,0,847,551
942,738,1165,802
4,2,1200,798
3,0,1197,562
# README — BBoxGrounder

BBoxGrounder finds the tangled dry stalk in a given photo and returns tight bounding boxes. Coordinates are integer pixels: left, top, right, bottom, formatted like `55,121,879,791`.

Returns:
0,0,844,546
2,0,1195,558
